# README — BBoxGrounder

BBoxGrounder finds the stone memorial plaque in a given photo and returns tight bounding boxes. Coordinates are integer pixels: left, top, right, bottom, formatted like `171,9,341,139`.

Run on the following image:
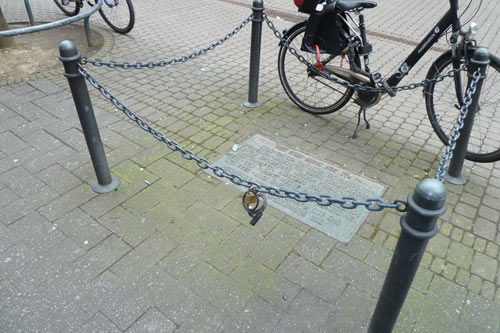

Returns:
210,134,385,242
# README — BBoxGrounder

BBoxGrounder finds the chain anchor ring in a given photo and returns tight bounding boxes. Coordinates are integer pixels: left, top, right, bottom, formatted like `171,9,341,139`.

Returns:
242,185,267,226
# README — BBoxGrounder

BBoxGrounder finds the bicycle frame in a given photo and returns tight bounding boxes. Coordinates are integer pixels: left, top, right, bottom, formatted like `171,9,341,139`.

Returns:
383,0,462,88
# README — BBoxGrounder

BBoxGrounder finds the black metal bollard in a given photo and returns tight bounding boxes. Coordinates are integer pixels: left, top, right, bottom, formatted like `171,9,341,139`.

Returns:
369,178,446,332
243,0,264,108
59,40,120,193
445,47,489,184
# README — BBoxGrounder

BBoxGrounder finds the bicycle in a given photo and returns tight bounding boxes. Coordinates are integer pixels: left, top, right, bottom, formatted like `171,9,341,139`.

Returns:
53,0,135,34
278,0,500,162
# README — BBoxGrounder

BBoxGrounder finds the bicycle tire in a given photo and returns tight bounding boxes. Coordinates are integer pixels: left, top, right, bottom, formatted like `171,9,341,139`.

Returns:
424,49,500,163
97,0,135,34
53,0,80,16
278,25,357,115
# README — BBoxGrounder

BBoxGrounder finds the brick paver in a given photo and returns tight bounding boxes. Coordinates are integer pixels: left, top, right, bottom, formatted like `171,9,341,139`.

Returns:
1,0,500,331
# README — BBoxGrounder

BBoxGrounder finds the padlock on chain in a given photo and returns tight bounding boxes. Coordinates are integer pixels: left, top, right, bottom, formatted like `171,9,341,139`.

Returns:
242,185,267,226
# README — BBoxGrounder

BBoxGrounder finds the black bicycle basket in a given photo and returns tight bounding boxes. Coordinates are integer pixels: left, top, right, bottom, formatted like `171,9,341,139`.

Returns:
300,2,349,56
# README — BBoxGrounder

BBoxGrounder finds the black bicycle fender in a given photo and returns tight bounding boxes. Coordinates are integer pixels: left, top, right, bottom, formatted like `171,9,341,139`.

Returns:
279,20,307,46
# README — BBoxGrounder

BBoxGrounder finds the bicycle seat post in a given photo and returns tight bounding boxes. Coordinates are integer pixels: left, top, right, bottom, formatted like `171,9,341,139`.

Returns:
356,9,373,73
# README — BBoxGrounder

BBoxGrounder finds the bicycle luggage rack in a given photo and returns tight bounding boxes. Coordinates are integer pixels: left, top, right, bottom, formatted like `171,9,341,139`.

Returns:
0,0,102,46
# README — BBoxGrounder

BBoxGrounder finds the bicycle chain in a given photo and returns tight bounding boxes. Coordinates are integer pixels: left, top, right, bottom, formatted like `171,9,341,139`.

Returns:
81,15,253,69
78,64,408,212
435,69,481,182
263,15,465,93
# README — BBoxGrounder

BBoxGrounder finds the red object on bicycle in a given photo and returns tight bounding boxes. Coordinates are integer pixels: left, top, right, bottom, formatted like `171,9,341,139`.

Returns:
294,0,304,7
314,45,323,70
340,54,345,67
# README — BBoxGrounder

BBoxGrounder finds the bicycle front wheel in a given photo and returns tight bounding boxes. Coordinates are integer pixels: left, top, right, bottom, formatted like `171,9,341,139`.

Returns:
278,25,356,114
97,0,135,34
53,0,80,16
424,50,500,163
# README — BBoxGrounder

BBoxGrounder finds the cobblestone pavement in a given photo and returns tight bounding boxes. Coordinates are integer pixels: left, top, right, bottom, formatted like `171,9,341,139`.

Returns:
1,0,500,331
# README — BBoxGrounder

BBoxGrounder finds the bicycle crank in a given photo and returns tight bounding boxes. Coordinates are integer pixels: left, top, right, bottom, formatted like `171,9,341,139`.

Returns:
324,65,382,107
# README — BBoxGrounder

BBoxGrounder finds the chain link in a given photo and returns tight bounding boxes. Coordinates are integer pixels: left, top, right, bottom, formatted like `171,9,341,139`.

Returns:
263,15,464,93
78,65,407,212
435,69,482,181
81,15,253,69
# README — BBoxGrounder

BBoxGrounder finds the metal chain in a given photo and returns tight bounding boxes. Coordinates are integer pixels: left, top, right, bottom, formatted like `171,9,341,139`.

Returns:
78,65,408,212
81,15,253,69
263,14,464,93
435,69,481,181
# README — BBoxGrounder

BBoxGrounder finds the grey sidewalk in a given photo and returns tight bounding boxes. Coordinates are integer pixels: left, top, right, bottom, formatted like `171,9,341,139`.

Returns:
1,0,500,332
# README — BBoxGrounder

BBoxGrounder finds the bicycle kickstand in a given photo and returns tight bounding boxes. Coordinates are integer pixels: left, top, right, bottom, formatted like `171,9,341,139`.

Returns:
352,106,371,139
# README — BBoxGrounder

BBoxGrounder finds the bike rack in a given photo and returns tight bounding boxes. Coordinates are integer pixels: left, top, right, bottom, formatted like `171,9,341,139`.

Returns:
0,0,103,46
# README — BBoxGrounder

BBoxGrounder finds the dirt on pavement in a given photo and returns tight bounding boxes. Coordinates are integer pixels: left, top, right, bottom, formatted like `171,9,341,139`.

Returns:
0,23,103,81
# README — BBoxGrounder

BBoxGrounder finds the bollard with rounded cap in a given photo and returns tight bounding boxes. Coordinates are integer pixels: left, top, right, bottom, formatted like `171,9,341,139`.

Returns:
243,0,264,108
369,178,446,332
445,47,489,185
59,40,120,193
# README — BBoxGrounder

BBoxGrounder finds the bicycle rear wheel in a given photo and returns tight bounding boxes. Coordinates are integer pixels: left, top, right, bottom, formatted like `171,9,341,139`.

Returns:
278,25,357,114
424,49,500,163
53,0,80,16
97,0,135,34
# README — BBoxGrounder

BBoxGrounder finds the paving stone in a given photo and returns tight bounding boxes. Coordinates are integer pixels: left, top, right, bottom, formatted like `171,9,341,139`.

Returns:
230,257,300,309
100,206,156,247
322,249,384,297
455,268,470,287
205,225,262,275
474,237,487,252
73,235,131,279
80,181,142,219
134,267,210,326
79,312,121,332
478,205,500,223
84,271,150,331
24,129,63,152
225,292,282,332
473,218,497,241
417,275,467,330
471,252,498,282
393,289,425,332
29,79,64,95
55,208,111,250
365,244,393,273
0,165,45,197
38,184,97,222
250,222,303,270
468,274,483,294
8,211,65,253
426,233,449,258
0,131,29,155
335,234,374,261
120,180,176,216
481,280,496,300
111,231,177,281
278,253,347,305
25,145,77,174
128,307,177,332
458,292,500,332
0,242,35,279
447,241,474,269
324,286,376,332
293,228,337,265
36,164,82,194
486,242,498,258
113,159,160,189
182,262,259,318
0,223,18,253
276,289,334,332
